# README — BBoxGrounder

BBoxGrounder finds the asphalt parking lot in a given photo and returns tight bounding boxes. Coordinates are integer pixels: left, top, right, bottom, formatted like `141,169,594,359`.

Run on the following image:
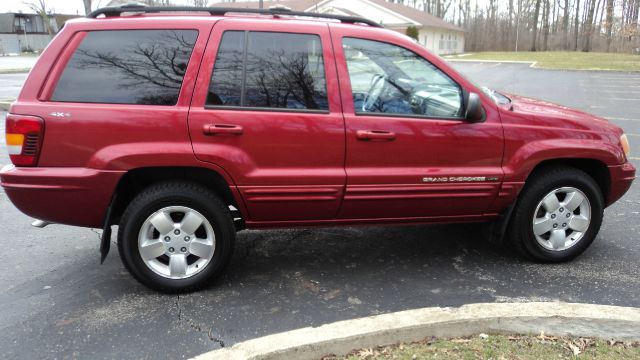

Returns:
0,73,26,102
0,62,639,359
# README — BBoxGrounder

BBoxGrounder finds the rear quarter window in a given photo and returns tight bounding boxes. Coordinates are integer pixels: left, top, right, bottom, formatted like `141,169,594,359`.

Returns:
51,29,198,105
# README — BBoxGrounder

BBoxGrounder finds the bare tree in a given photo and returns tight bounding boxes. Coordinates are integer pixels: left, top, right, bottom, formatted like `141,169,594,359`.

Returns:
562,0,570,47
573,0,581,50
531,0,542,50
24,0,53,37
82,0,92,15
383,0,639,53
542,0,551,50
605,0,614,51
582,0,597,51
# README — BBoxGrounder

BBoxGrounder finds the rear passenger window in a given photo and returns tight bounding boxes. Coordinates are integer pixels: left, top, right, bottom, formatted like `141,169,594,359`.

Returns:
52,30,198,105
208,31,328,111
207,31,244,107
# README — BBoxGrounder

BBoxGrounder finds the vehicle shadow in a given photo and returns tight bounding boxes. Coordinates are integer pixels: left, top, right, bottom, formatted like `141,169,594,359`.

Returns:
4,221,627,359
173,223,536,342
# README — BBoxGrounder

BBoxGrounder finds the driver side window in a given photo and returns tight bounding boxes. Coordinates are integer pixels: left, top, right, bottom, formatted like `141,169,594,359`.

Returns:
342,37,462,118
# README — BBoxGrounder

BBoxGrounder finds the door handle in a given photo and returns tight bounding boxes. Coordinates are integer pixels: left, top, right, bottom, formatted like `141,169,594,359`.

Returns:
203,124,243,136
356,130,396,141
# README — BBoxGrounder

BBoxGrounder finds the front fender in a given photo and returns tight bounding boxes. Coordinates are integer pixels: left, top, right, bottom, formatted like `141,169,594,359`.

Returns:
503,138,623,182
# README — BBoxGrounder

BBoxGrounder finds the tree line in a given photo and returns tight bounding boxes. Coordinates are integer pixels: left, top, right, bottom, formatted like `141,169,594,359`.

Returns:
389,0,640,53
24,0,640,53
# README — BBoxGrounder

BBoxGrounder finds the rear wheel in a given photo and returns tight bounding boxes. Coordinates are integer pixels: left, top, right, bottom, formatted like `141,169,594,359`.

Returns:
117,181,235,293
508,167,604,262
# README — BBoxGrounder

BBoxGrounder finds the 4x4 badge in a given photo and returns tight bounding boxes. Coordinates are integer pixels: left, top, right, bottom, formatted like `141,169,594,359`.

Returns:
49,112,71,118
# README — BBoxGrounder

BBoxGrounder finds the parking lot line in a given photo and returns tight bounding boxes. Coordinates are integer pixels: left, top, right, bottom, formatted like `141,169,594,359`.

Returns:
593,85,640,88
591,78,640,82
605,117,639,122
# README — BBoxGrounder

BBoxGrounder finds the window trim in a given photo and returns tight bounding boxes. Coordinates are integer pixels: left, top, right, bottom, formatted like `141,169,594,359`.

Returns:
204,105,329,114
206,30,330,113
342,36,466,121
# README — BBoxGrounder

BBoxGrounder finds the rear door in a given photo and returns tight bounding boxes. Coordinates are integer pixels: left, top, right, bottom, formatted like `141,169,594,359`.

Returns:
330,25,504,220
188,19,345,223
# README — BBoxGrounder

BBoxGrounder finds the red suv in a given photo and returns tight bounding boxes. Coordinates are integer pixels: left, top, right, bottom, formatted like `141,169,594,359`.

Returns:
1,5,635,292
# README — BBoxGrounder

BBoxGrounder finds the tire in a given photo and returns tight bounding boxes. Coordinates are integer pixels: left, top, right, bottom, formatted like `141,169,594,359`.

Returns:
507,166,604,262
117,181,235,293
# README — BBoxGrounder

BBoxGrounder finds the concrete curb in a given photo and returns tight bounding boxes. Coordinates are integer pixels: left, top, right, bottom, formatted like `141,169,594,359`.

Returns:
0,68,31,74
0,101,12,111
444,58,640,72
445,58,539,69
445,58,537,65
193,302,640,360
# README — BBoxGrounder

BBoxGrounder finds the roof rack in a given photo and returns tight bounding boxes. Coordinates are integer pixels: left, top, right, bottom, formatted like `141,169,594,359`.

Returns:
87,4,382,28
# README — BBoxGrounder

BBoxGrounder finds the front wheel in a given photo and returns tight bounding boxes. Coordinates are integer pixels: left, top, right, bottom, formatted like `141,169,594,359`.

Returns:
508,166,604,262
117,181,235,293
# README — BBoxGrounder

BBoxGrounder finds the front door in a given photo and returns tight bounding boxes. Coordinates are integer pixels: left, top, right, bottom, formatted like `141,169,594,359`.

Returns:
188,19,345,223
330,26,504,220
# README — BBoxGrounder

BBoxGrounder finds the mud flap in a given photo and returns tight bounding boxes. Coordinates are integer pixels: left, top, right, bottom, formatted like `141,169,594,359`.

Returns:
482,203,515,245
100,194,117,264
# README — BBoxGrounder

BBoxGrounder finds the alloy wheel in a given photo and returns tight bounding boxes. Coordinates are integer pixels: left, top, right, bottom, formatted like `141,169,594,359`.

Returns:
137,206,216,279
532,187,591,251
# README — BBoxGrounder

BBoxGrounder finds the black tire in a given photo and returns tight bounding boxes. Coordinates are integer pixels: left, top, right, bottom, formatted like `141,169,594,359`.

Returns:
117,181,235,293
507,166,604,262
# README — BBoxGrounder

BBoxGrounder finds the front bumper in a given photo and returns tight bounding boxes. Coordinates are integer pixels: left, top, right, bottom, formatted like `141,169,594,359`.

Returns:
0,165,124,227
607,162,636,207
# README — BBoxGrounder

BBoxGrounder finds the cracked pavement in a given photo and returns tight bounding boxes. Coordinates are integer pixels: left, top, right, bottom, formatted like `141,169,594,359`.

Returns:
0,63,639,359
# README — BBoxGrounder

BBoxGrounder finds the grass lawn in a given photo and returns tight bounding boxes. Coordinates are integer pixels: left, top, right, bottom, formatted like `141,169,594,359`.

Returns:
330,334,640,359
447,51,640,71
0,68,31,74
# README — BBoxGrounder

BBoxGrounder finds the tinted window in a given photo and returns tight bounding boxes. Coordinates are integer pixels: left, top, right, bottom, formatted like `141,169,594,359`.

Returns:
206,31,244,106
208,31,328,111
343,38,462,118
52,30,198,105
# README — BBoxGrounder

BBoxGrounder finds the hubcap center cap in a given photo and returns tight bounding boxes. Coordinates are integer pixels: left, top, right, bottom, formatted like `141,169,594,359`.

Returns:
163,228,192,254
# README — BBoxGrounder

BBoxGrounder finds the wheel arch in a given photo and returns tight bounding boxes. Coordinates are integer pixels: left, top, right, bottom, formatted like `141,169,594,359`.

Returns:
489,157,610,246
108,166,245,226
525,158,610,203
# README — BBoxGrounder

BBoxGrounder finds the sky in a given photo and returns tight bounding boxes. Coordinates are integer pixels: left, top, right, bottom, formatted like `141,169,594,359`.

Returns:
0,0,193,15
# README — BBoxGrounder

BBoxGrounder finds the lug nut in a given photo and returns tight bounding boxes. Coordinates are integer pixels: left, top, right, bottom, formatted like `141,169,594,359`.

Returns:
559,208,564,213
174,229,181,235
181,247,187,252
168,247,174,253
562,223,567,227
551,214,556,219
566,213,571,218
553,224,558,228
164,236,171,242
184,236,190,242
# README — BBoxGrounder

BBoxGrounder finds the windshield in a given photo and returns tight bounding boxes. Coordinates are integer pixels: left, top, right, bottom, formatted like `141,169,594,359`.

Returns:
480,86,511,105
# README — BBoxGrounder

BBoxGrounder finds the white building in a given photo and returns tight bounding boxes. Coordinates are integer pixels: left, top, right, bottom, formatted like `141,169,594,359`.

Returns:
209,0,465,55
0,13,78,55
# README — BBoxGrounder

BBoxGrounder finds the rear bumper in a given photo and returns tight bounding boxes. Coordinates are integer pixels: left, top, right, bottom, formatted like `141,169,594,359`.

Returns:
607,162,636,207
0,165,124,227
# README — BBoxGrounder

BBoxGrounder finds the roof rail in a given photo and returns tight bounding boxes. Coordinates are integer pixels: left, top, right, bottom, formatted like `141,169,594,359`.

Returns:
87,4,383,28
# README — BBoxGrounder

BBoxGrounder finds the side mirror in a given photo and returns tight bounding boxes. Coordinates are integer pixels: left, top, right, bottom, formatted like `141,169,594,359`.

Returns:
465,92,485,123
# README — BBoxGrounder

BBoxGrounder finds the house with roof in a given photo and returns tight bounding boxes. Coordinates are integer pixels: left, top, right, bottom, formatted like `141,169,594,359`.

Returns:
209,0,465,55
0,13,78,55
